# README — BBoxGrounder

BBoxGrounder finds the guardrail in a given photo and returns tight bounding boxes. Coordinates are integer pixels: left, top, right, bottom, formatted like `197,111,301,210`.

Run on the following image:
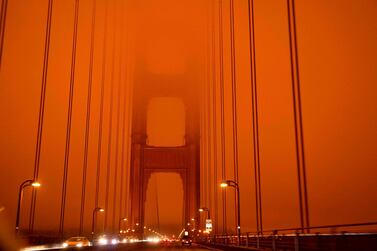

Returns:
200,222,377,251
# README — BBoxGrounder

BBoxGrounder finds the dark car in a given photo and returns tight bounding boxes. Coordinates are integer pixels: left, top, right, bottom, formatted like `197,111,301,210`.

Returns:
181,235,192,246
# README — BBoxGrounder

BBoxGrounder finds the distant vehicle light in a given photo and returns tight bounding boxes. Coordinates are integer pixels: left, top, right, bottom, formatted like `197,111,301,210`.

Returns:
111,238,118,245
147,237,160,243
99,237,108,245
62,243,68,248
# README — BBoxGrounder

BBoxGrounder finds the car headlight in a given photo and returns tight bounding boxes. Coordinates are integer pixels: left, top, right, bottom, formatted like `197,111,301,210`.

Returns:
62,243,68,248
99,238,108,245
111,238,118,245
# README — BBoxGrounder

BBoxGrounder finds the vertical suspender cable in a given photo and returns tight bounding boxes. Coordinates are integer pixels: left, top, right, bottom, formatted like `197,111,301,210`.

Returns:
111,75,120,233
124,50,133,220
118,0,127,230
118,79,126,230
123,105,130,219
104,0,117,230
155,178,160,231
29,0,54,233
79,0,97,235
118,98,126,228
121,98,130,218
118,94,126,228
218,0,227,234
122,14,134,220
204,2,209,212
247,0,263,234
59,0,80,236
211,0,219,234
229,0,240,230
112,1,123,232
0,0,8,70
201,5,208,223
286,0,310,232
206,0,212,219
199,38,204,223
229,0,239,182
94,0,109,232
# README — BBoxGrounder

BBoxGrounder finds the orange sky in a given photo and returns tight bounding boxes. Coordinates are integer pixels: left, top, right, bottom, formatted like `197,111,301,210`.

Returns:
0,0,377,237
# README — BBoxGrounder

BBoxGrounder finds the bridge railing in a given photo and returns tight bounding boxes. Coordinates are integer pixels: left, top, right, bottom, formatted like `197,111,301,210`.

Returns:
201,222,377,251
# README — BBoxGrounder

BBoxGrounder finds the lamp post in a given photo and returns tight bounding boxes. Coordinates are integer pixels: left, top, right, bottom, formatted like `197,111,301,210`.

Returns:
15,180,41,234
190,218,196,232
221,180,241,245
199,207,211,233
119,217,127,233
91,207,104,239
199,207,211,220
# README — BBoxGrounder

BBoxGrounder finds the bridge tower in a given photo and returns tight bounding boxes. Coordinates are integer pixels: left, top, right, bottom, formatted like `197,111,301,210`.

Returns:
128,64,200,237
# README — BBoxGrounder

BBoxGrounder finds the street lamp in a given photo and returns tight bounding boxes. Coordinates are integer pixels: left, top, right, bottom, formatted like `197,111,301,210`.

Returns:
119,217,127,233
220,180,241,245
15,180,41,234
91,207,104,239
199,207,212,234
190,217,197,232
198,207,211,219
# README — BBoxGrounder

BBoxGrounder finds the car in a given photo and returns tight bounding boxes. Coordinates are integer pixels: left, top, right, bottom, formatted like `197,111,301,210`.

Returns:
95,235,120,245
181,235,193,246
62,236,91,248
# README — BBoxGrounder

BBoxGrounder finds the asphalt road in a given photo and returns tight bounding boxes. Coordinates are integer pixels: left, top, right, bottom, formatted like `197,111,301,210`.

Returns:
104,242,210,251
125,243,210,251
27,242,214,251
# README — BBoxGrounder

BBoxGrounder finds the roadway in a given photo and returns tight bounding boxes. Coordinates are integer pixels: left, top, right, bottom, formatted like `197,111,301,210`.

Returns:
22,242,215,251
